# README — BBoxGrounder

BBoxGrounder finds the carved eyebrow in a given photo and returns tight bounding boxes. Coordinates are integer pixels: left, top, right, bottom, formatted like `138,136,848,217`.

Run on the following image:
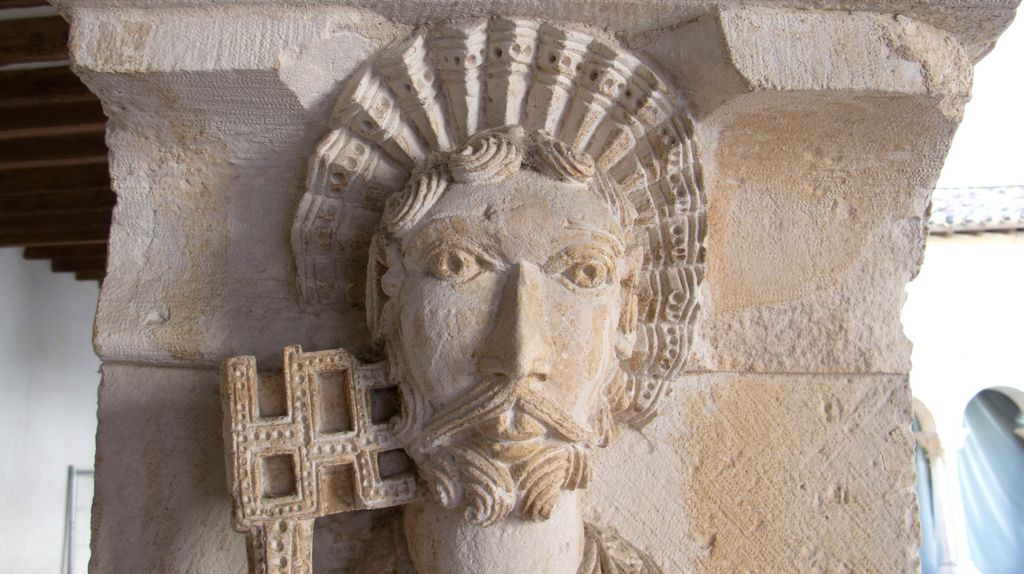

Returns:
561,221,625,253
404,216,497,257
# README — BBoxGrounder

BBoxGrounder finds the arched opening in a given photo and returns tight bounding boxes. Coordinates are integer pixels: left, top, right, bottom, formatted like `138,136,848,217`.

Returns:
958,388,1024,572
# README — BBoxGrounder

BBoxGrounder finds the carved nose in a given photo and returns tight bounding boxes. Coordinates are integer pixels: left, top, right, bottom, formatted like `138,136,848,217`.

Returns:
476,262,553,383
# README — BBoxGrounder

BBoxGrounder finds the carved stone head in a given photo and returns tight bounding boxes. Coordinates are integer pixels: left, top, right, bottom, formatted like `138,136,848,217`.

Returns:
364,127,640,524
292,16,706,527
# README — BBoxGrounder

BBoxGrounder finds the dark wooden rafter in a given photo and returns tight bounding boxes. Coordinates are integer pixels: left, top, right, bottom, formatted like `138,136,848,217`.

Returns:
74,269,104,281
0,100,106,132
0,9,114,281
0,16,69,66
0,132,107,167
0,130,107,163
0,161,110,193
0,1,51,8
0,66,96,107
26,242,110,277
0,205,112,227
51,255,106,273
24,243,108,260
1,187,116,214
0,179,112,246
1,227,108,247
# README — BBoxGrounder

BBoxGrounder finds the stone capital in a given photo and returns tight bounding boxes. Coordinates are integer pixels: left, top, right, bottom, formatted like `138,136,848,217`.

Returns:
58,1,1019,572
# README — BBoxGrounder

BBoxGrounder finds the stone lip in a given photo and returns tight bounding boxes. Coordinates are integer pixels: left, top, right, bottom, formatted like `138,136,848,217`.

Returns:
52,0,1021,63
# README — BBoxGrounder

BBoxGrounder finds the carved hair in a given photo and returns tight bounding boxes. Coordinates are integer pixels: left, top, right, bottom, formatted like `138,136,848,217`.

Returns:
379,127,635,237
368,126,638,347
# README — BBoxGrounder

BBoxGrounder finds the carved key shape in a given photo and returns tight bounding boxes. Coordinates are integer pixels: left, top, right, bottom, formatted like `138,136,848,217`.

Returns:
221,345,419,574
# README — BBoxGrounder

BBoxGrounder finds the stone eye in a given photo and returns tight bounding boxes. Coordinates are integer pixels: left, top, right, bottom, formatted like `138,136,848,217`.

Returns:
562,259,610,289
428,248,481,283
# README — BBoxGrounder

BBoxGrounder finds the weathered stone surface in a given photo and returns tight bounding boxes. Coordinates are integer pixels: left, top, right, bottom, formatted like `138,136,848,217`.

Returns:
632,8,971,374
630,8,973,117
77,24,390,366
590,372,919,572
91,364,247,574
56,1,1018,572
54,0,1020,63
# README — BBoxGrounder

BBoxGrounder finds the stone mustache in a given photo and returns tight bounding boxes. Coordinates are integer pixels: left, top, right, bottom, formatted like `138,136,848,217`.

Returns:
222,18,705,574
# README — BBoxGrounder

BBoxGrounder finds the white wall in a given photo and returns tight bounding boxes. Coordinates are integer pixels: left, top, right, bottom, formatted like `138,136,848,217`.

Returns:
937,11,1024,187
904,233,1024,434
0,248,101,573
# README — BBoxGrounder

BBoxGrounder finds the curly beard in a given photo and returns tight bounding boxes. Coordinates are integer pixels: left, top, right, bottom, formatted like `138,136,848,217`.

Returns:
415,429,591,527
388,349,613,527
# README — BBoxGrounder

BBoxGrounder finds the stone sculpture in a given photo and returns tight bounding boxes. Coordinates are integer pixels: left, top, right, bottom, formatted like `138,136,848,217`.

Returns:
223,17,705,573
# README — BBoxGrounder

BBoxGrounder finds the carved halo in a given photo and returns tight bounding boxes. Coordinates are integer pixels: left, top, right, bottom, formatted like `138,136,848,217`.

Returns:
292,18,706,428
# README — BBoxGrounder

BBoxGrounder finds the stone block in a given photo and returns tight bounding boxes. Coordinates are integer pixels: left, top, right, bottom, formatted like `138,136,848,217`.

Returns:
91,364,247,573
590,372,919,572
631,8,973,374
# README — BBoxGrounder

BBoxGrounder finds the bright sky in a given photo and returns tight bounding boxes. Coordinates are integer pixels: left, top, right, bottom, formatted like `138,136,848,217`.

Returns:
937,15,1024,188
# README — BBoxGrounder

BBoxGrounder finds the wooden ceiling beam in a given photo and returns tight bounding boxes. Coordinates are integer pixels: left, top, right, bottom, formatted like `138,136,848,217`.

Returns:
24,243,108,260
0,16,69,67
0,161,110,193
0,187,115,213
0,1,51,7
0,131,108,163
74,269,104,282
0,122,106,140
0,206,112,231
0,16,114,279
0,100,106,133
0,67,95,108
0,228,108,248
0,208,112,246
51,255,107,273
0,156,108,171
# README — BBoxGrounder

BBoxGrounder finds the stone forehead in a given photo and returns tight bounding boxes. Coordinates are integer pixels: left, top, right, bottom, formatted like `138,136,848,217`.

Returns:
412,172,621,233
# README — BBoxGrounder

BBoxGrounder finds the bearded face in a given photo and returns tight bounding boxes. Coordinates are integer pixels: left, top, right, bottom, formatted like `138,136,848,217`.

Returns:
369,134,640,527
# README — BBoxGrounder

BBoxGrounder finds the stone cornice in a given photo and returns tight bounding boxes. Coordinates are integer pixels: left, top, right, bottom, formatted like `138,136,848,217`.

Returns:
52,0,1020,63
